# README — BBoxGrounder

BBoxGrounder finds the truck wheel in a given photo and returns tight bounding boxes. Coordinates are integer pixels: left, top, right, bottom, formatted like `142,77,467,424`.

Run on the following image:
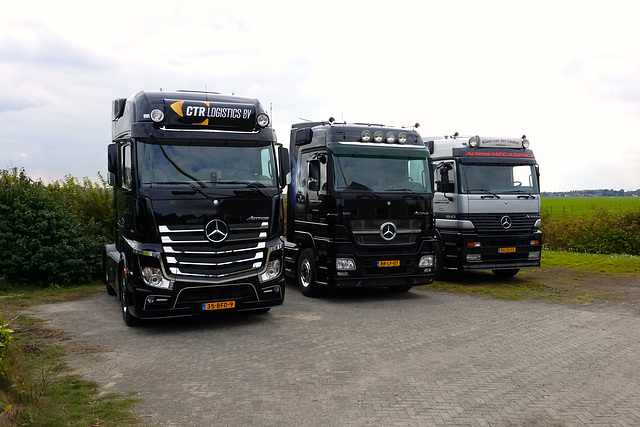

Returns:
120,272,140,326
104,256,116,296
492,268,520,278
434,242,445,281
297,249,321,297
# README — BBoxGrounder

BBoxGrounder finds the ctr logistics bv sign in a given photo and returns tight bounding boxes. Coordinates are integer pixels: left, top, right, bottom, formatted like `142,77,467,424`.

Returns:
166,100,257,131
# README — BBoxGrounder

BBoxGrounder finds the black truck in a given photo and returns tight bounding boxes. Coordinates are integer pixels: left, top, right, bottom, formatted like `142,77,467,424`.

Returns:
104,90,289,325
284,120,436,296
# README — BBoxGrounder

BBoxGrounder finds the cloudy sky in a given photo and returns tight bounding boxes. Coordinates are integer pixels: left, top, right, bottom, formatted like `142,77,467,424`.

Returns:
2,0,639,192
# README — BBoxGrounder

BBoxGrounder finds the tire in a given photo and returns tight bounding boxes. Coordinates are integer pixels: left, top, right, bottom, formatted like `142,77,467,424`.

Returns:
104,258,117,296
492,268,520,278
434,241,446,281
120,271,140,327
297,248,322,297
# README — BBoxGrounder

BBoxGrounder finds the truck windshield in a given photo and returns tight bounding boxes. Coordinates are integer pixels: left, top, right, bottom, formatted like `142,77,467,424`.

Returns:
333,154,430,193
137,141,277,188
459,164,539,194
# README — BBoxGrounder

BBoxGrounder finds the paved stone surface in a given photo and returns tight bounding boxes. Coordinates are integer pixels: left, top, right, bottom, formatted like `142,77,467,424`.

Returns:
29,283,640,426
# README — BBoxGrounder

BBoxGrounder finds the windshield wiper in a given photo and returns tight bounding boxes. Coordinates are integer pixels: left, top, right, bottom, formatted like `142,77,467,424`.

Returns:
345,181,380,198
217,180,269,197
469,188,501,199
509,189,536,199
387,187,428,199
161,181,223,203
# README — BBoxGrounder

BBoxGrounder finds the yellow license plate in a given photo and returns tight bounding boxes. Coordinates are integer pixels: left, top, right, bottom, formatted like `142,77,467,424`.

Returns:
378,260,400,267
499,247,516,253
202,301,235,311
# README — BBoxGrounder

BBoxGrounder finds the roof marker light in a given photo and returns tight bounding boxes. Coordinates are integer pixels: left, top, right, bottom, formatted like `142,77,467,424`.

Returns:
398,132,407,144
469,135,480,148
257,113,270,128
522,135,530,149
373,131,384,143
386,132,396,143
150,109,164,123
361,130,372,142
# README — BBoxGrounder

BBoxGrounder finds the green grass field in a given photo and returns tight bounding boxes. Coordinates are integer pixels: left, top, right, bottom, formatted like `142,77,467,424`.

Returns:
541,197,640,218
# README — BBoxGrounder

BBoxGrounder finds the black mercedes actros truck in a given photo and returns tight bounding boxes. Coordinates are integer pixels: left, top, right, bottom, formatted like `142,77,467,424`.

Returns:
285,120,436,297
104,90,289,325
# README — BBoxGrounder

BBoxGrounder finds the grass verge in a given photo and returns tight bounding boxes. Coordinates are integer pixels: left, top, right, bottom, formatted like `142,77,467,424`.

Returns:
0,281,140,426
417,250,640,304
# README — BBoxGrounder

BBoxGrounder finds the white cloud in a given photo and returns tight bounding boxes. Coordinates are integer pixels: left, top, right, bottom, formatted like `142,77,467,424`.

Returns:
1,0,639,190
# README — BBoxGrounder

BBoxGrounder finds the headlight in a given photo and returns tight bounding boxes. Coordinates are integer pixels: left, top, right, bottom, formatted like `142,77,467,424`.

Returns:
386,132,396,143
257,113,270,128
336,258,356,271
150,109,165,123
259,260,281,282
418,255,434,268
141,267,173,289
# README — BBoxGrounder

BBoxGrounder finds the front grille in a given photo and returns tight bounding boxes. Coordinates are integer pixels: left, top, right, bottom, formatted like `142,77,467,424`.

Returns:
467,213,538,235
351,219,422,246
159,221,268,278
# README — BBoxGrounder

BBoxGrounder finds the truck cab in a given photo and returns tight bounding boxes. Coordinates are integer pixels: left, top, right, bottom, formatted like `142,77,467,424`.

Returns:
427,134,542,277
285,120,436,296
104,90,289,325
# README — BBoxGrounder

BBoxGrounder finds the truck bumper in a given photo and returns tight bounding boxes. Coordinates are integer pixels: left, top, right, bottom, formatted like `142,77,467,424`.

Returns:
130,274,285,320
327,240,435,289
440,230,542,271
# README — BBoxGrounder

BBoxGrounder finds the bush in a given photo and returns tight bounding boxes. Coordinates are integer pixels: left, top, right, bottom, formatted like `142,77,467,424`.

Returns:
0,168,112,287
541,207,640,256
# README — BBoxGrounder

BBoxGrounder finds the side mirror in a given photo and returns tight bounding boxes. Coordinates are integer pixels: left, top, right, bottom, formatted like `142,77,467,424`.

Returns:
294,128,312,145
308,178,319,191
107,143,121,188
278,146,290,188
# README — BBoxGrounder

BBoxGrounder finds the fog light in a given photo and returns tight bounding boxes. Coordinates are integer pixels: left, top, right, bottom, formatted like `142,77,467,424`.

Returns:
530,240,540,245
361,130,372,142
467,242,481,247
336,258,356,271
373,131,384,143
467,254,482,262
529,251,541,260
398,132,407,144
259,260,281,282
419,255,434,268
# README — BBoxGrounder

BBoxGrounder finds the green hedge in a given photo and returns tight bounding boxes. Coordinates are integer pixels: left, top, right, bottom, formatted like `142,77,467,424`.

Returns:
541,208,640,256
0,168,113,287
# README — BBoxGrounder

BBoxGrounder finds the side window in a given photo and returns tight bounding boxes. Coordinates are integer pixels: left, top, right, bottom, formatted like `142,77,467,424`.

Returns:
434,161,455,193
260,147,274,179
123,143,132,190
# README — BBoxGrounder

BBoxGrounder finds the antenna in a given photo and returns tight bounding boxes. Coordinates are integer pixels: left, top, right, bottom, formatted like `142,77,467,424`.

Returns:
270,103,273,125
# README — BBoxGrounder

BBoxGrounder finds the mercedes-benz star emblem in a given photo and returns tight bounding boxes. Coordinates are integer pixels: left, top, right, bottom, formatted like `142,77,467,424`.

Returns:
500,215,512,230
380,222,397,241
205,219,229,243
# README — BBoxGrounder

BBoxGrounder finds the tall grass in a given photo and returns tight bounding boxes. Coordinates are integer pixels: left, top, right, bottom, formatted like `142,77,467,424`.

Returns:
541,207,640,256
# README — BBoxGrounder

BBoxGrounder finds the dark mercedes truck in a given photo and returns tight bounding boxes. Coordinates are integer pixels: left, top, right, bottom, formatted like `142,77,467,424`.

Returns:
285,120,436,297
104,90,288,325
